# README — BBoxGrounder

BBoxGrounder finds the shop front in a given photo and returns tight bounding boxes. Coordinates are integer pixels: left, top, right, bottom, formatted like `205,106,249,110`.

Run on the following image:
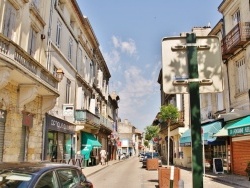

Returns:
45,113,75,162
223,116,250,175
81,131,102,166
179,121,226,169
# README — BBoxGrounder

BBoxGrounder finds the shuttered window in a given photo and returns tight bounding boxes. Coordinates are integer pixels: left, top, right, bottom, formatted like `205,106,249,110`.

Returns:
3,1,16,39
28,28,37,56
235,58,247,94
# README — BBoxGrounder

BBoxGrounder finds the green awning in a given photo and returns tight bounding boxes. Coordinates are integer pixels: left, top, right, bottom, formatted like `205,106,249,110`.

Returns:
180,121,223,147
213,119,238,137
81,132,102,160
180,129,191,146
228,116,250,136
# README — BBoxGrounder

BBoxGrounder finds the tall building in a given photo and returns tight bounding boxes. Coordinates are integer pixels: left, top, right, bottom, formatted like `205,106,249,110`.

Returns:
0,0,119,165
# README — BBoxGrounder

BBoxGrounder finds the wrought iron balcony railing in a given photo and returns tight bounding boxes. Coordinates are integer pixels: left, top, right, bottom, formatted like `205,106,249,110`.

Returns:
99,114,113,131
221,22,250,60
0,34,59,90
75,109,100,126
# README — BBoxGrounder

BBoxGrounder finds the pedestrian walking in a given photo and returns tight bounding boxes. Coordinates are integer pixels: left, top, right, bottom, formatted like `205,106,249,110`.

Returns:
100,149,107,165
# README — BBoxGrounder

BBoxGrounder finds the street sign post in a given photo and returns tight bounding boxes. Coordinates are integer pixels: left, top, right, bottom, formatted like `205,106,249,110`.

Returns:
162,33,223,188
162,35,223,94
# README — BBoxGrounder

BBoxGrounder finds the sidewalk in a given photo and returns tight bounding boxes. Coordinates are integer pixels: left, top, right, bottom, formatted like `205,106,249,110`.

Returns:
82,159,122,177
81,158,250,188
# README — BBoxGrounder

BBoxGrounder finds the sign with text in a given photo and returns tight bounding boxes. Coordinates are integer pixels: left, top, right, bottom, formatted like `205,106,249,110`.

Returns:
46,113,75,134
228,125,250,136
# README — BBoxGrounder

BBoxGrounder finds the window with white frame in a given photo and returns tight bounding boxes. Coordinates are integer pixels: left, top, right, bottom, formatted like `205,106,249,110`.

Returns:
68,37,73,62
66,78,71,103
232,9,240,26
28,28,37,56
235,58,247,94
3,1,16,39
56,20,62,48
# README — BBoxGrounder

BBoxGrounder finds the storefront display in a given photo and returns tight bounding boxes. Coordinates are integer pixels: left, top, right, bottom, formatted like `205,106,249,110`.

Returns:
45,113,75,162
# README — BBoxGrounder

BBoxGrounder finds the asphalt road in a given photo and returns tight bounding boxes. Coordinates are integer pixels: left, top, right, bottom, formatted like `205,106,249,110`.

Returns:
88,157,245,188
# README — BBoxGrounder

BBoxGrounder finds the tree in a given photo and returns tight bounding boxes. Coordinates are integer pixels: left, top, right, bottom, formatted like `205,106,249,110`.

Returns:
144,125,160,154
159,104,179,166
144,125,160,141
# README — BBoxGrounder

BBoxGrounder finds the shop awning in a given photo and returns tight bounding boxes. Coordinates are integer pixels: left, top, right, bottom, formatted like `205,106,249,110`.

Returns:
214,116,250,137
180,121,223,147
213,119,238,137
180,129,191,147
228,116,250,136
81,132,102,160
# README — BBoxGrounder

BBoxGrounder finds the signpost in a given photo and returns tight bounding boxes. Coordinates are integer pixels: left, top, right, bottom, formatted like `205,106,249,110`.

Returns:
162,33,223,188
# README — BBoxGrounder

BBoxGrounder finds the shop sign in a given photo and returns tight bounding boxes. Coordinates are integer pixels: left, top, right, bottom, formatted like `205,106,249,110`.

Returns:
228,125,250,136
22,112,33,127
0,109,7,123
46,114,75,134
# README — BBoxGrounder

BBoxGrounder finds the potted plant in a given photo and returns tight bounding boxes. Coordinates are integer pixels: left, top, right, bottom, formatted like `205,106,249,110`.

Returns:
245,161,250,181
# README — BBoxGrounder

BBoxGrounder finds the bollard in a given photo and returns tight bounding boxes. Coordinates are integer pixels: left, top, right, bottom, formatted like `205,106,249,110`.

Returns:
178,179,184,188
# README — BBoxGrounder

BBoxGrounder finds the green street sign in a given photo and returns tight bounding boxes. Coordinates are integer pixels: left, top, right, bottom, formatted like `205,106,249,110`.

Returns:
228,125,250,136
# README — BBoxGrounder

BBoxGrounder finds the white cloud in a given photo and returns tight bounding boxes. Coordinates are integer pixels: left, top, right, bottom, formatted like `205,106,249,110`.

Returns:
112,36,137,56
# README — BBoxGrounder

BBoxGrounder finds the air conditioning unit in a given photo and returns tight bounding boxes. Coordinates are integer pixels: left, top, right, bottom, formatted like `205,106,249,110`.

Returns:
62,104,74,117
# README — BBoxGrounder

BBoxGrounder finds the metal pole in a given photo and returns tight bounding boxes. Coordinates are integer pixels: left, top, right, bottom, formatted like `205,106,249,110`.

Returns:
167,122,170,166
186,33,203,188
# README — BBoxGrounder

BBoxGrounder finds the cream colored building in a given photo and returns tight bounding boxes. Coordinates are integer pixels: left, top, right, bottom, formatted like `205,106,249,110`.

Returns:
0,0,118,164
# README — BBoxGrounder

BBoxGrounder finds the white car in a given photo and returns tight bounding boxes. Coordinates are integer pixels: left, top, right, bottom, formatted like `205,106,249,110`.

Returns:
139,153,145,162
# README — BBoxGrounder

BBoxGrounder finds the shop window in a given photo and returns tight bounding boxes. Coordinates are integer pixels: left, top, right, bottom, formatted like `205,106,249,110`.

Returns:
64,134,72,160
47,131,58,161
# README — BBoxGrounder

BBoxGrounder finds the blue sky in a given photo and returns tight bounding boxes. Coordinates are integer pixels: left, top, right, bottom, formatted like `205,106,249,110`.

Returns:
77,0,222,132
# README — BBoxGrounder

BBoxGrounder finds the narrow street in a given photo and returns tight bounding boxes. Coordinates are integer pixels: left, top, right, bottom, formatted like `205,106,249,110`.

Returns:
87,157,245,188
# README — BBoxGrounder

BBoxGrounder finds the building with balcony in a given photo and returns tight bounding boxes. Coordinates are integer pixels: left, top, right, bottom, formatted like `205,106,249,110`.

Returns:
0,0,119,165
213,0,250,176
0,0,61,162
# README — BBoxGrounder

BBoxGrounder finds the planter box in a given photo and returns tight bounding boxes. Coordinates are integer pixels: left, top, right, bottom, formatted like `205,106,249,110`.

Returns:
146,158,159,170
158,167,180,188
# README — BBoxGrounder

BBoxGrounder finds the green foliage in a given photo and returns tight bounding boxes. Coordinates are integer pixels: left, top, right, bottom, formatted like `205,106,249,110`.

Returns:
144,140,149,147
144,125,160,141
159,104,179,122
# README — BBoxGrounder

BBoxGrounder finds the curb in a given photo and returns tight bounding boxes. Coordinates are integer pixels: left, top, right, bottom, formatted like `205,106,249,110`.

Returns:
204,174,249,188
85,160,122,178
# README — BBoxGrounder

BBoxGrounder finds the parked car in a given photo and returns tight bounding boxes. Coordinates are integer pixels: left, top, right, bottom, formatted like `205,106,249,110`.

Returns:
138,153,145,162
142,152,162,167
0,162,93,188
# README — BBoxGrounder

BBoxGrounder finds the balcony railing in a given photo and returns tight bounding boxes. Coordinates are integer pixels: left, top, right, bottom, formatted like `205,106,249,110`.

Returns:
75,109,100,126
99,114,113,131
159,111,184,131
221,22,250,60
0,34,58,89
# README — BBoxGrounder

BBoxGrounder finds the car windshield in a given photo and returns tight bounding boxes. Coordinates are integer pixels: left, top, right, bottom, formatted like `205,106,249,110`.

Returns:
145,152,159,158
0,172,32,188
